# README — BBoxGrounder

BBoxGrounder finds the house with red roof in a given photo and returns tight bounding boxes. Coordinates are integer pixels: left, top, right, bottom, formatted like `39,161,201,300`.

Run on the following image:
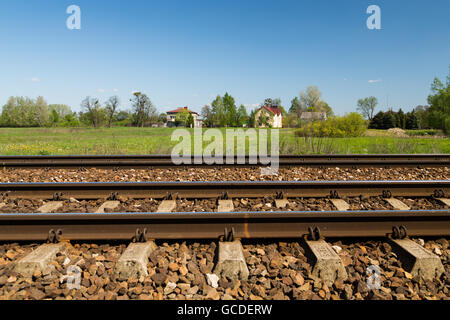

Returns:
254,105,283,128
166,106,202,127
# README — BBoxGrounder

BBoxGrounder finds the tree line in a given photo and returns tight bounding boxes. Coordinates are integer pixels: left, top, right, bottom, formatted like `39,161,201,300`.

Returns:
199,86,334,128
356,67,449,133
0,92,166,128
1,67,448,133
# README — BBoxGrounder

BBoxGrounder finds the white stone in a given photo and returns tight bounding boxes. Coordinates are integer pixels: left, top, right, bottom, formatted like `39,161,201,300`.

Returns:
206,273,219,288
63,257,71,266
332,245,342,254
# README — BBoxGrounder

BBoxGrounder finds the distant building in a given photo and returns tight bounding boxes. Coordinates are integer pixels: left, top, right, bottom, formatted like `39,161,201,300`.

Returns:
255,105,283,128
299,111,327,121
166,106,202,128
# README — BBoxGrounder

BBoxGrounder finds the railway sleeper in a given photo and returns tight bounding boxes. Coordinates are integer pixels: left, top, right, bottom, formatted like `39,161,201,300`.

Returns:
14,242,67,277
157,200,176,213
95,200,120,214
37,201,63,213
114,241,157,281
217,200,234,212
384,198,410,210
214,239,249,281
302,238,348,285
388,238,445,281
437,198,450,207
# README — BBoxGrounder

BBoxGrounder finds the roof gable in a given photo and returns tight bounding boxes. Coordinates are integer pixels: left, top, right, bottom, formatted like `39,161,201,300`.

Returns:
259,105,282,115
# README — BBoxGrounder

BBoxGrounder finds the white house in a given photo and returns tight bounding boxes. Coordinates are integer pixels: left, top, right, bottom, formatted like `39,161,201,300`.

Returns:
166,106,202,127
255,105,283,128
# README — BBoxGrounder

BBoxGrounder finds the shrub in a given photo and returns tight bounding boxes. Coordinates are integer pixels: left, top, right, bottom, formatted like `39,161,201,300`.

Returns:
405,129,441,136
295,112,367,138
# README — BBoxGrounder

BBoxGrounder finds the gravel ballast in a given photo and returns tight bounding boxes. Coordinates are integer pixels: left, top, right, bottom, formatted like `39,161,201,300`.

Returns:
0,238,449,300
0,167,448,183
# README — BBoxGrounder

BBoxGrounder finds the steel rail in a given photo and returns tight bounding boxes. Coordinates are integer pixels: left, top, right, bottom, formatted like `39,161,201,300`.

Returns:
0,210,449,241
0,180,447,200
0,154,448,168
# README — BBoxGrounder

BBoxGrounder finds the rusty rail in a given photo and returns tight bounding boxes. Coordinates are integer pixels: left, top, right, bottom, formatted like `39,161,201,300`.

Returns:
0,210,449,241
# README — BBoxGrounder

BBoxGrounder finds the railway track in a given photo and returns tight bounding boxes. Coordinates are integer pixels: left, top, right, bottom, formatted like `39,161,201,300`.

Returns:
0,154,449,168
0,180,448,241
0,210,449,241
1,179,449,301
0,180,448,199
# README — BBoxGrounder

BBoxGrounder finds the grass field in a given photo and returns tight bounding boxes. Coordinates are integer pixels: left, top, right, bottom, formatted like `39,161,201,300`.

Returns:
0,127,448,155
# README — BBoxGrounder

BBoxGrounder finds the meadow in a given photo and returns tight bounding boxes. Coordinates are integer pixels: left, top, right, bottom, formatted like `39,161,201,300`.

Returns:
0,127,448,155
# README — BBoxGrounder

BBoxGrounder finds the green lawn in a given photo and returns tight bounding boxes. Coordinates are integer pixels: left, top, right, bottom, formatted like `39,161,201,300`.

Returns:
0,127,448,155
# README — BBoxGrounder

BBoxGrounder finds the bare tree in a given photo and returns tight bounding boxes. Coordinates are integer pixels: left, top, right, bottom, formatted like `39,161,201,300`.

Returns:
201,105,213,127
357,96,378,120
300,86,322,110
81,96,104,127
105,95,120,127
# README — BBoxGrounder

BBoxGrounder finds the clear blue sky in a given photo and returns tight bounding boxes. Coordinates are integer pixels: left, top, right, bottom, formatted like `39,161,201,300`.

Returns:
0,0,449,115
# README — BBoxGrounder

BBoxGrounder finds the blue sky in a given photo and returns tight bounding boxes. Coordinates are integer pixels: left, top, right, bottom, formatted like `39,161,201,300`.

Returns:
0,0,449,115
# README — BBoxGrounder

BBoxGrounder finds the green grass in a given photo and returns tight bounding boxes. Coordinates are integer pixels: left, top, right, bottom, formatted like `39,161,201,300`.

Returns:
0,127,448,155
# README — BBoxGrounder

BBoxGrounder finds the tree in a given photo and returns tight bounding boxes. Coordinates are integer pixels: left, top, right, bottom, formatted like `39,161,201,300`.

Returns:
34,96,49,127
289,86,333,120
115,110,132,122
175,109,190,127
158,113,167,124
383,111,397,129
49,109,60,125
263,98,281,108
48,104,72,119
289,97,302,116
0,96,41,127
405,111,419,129
237,105,248,127
369,111,384,129
427,67,450,133
315,101,334,117
395,108,406,129
186,113,194,128
81,96,105,128
60,113,80,127
257,110,272,127
248,109,257,128
300,86,322,110
201,105,213,127
130,92,157,127
105,96,120,128
357,96,378,120
223,92,237,126
211,95,225,127
413,105,430,129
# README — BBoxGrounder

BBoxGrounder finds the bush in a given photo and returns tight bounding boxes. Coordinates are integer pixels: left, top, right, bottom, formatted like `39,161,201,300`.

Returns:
405,129,441,136
295,112,367,138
